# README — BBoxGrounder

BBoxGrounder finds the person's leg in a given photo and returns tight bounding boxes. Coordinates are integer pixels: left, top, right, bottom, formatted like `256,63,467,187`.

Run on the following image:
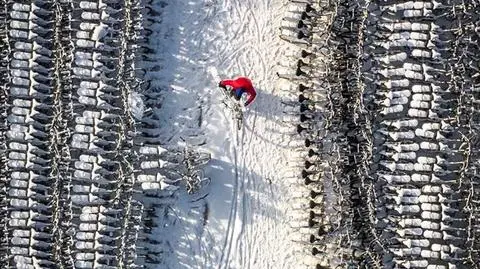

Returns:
234,88,244,101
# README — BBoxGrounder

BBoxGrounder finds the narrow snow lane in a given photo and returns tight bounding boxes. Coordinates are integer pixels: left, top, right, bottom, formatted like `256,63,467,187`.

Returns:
153,1,301,268
204,2,302,268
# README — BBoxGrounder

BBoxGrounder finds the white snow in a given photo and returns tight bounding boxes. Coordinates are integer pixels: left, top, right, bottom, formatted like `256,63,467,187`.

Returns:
81,12,100,21
412,85,431,93
79,1,97,9
128,92,145,120
384,79,410,89
390,152,416,161
412,93,432,101
139,146,168,155
10,11,28,20
12,3,30,12
420,142,439,150
385,1,433,11
146,0,303,268
384,119,418,129
383,130,416,140
381,104,404,114
398,32,429,41
408,108,428,117
378,52,407,63
410,49,429,58
381,174,411,183
403,10,426,18
10,21,29,30
9,29,28,39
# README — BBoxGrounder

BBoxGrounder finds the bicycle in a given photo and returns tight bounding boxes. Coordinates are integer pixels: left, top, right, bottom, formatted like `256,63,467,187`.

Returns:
185,168,211,194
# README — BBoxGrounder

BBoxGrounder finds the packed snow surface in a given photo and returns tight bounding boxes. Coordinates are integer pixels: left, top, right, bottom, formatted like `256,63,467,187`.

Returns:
151,0,302,268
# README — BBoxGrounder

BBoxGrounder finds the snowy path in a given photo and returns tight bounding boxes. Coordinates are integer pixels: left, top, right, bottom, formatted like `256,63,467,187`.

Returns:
152,0,301,268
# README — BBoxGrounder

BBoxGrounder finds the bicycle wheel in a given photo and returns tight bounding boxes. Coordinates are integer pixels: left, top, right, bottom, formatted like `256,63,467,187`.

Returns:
187,169,210,194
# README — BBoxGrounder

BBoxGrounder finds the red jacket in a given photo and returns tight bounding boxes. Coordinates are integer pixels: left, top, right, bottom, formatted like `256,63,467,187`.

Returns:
220,77,257,106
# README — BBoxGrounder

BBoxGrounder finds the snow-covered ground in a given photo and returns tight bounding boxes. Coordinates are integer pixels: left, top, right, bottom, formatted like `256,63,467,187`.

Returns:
151,0,303,268
3,1,479,268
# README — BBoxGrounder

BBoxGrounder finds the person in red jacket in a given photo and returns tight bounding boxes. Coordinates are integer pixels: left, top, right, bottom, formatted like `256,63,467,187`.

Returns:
218,77,257,107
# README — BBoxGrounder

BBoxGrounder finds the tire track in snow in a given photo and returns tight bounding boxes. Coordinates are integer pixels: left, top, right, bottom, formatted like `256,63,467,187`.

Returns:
228,31,255,269
239,122,254,269
212,60,242,267
234,78,259,269
222,0,245,45
218,118,242,269
236,121,249,268
245,1,262,45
